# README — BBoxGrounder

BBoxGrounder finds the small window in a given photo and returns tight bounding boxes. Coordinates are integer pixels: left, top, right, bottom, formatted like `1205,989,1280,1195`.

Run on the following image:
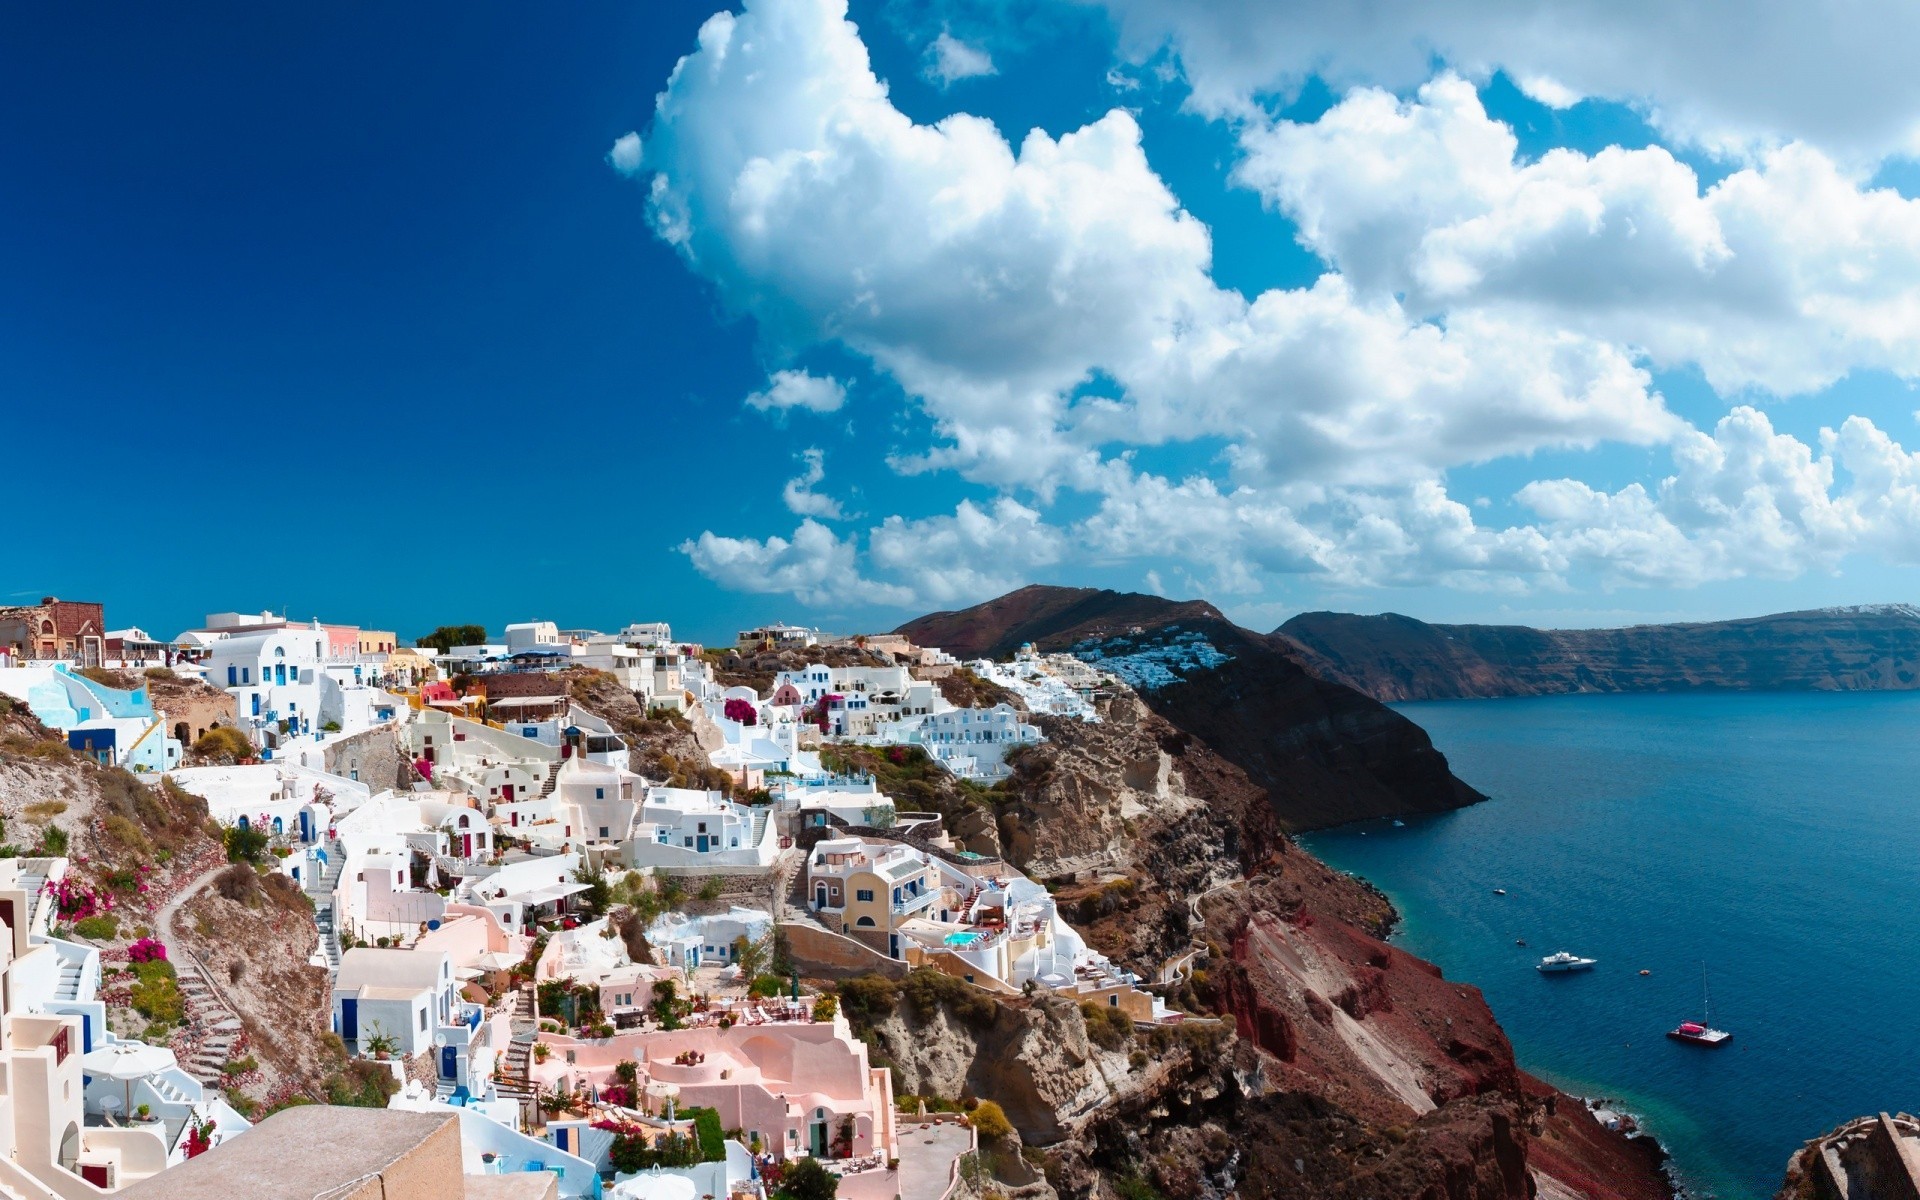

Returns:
1109,995,1119,1007
595,787,605,800
856,889,874,902
420,1008,429,1030
599,826,610,839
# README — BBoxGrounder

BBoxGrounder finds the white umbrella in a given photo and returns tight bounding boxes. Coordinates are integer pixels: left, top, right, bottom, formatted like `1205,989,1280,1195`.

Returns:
612,1175,697,1200
82,1041,178,1115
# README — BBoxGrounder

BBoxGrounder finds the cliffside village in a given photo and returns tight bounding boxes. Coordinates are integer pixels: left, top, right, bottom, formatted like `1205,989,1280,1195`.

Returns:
0,598,1176,1200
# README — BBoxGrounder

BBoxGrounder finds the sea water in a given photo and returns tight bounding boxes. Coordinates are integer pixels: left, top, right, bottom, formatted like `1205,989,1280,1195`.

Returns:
1302,691,1920,1200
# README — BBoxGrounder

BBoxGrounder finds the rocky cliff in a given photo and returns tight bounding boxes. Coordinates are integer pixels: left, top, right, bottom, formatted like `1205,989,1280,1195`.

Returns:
1278,606,1920,702
831,684,1672,1200
898,586,1482,832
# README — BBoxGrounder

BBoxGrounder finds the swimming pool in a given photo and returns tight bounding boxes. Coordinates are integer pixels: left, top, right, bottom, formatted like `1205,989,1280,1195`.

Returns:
943,931,983,947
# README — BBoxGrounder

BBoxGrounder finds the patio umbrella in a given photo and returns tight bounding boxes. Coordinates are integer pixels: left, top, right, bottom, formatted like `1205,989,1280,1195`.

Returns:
612,1175,697,1200
82,1041,178,1115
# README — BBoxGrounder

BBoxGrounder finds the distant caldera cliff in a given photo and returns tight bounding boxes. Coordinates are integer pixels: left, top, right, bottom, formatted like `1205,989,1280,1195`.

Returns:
1277,605,1920,703
897,584,1483,831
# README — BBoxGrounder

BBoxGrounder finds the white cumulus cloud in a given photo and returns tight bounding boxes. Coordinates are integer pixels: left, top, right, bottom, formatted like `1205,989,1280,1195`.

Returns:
745,369,847,414
782,448,846,519
1091,0,1920,159
642,0,1920,610
607,131,644,176
923,31,996,87
1235,75,1920,396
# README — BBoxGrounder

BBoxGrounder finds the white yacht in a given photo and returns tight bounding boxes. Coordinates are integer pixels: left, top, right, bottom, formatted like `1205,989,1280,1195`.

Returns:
1537,951,1597,973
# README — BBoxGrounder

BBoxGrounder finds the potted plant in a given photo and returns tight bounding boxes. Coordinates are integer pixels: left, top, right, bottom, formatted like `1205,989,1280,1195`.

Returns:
365,1024,398,1061
532,1042,551,1063
134,1104,152,1122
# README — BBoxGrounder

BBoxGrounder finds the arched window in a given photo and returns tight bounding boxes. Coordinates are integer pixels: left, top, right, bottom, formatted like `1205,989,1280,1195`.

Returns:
855,916,876,927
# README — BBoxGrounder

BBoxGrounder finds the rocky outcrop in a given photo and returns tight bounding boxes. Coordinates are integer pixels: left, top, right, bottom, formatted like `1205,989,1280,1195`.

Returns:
1777,1112,1920,1200
1278,606,1920,702
898,586,1482,832
828,660,1671,1200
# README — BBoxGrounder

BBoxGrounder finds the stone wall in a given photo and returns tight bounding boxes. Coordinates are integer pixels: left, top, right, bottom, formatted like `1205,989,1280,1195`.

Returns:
780,920,909,981
324,725,409,790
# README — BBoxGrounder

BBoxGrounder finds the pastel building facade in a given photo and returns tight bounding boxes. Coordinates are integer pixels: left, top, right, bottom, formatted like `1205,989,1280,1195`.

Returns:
530,1017,896,1167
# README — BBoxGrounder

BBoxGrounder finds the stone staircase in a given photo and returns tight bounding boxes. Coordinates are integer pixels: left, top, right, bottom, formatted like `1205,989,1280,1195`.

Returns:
539,768,560,799
173,955,244,1085
496,984,540,1112
750,805,770,849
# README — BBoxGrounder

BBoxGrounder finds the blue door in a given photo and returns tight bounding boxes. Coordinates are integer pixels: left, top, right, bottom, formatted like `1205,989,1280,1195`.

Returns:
298,810,312,842
227,666,237,686
697,835,709,852
275,663,287,686
440,1046,458,1080
340,998,358,1041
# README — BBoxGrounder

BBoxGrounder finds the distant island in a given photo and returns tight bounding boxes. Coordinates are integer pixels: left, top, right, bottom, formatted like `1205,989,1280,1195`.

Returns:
1276,605,1920,702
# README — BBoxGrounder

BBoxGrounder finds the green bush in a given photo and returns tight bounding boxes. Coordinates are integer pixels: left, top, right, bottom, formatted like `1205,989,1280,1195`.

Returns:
836,973,898,1023
224,824,270,864
686,1105,725,1162
73,915,118,941
776,1155,840,1200
193,726,253,760
970,1100,1012,1141
1079,1001,1132,1050
130,960,183,1024
749,974,784,999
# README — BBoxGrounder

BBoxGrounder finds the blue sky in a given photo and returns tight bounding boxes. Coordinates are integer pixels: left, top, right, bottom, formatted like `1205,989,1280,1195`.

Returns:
12,0,1920,645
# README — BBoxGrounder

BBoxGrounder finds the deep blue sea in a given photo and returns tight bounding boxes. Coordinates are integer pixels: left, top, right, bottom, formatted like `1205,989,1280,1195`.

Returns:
1302,691,1920,1200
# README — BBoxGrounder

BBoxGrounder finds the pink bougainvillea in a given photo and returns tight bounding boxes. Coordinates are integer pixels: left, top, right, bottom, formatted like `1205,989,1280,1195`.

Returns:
43,877,109,921
128,937,167,964
723,698,758,726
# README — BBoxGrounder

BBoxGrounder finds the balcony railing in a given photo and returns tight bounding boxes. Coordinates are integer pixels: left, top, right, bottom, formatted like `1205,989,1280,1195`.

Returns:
891,888,939,916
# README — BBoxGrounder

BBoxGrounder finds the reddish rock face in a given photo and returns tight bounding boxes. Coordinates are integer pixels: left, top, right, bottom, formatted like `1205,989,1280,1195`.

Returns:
883,587,1674,1200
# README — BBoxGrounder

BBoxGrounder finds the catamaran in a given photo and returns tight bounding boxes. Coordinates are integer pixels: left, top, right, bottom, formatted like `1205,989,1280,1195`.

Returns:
1668,963,1732,1046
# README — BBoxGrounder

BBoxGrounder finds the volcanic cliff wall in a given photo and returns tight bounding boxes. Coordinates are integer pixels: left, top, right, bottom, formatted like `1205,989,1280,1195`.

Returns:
845,679,1673,1200
1277,606,1920,702
898,586,1482,832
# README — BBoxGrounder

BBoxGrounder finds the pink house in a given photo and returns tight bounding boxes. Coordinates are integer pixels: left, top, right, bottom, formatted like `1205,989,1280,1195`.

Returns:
530,1016,897,1166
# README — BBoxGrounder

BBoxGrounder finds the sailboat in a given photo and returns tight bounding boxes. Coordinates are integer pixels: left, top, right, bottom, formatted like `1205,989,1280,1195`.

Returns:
1667,962,1732,1046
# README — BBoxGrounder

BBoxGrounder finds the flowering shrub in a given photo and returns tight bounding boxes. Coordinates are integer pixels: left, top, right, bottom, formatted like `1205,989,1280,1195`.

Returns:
601,1083,632,1108
43,876,109,921
184,1120,214,1159
128,937,168,963
723,698,758,726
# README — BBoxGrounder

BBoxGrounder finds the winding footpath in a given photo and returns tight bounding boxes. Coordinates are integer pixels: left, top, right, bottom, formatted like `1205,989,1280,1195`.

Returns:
153,862,247,1084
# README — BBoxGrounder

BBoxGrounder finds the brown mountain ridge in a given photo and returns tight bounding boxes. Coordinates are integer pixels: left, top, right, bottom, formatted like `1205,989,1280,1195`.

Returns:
1276,605,1920,702
898,585,1483,831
